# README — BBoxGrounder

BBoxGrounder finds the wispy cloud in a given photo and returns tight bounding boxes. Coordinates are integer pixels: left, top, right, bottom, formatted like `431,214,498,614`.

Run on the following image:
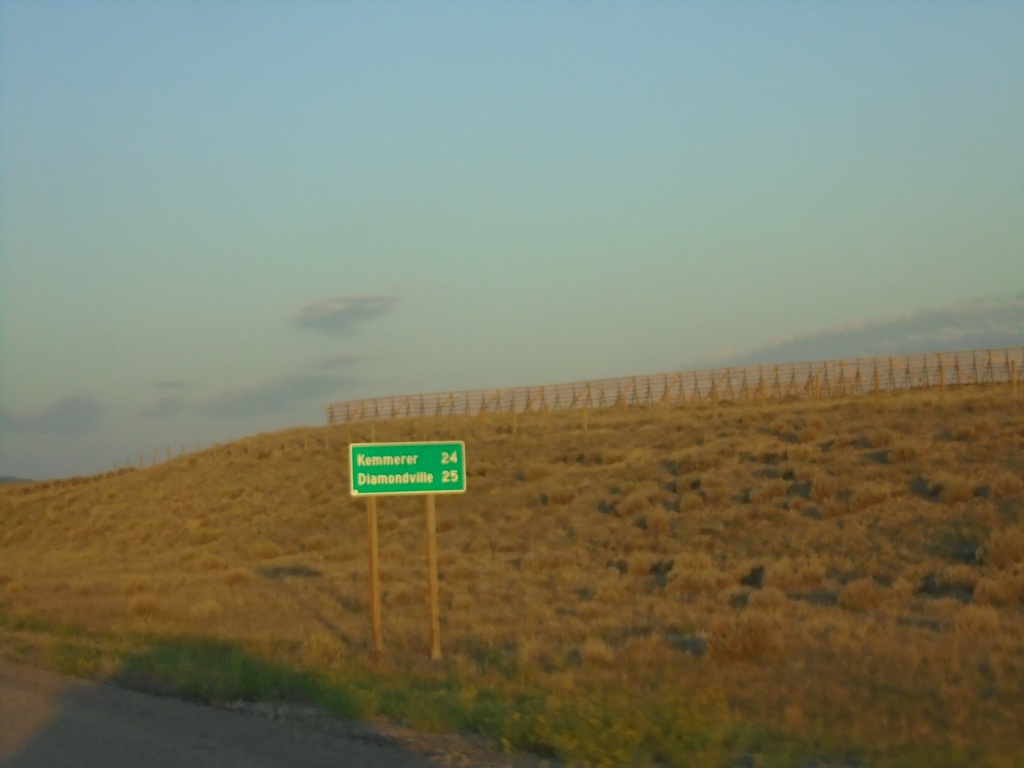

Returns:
195,374,355,420
141,396,188,419
0,395,107,435
291,295,399,336
704,295,1024,368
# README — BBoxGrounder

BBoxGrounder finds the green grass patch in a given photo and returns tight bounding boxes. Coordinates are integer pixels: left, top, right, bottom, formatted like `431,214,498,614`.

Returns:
118,637,372,720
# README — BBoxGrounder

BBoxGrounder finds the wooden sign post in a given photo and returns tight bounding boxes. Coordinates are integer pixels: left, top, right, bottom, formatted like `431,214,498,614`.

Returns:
366,497,383,657
350,441,466,660
425,494,441,660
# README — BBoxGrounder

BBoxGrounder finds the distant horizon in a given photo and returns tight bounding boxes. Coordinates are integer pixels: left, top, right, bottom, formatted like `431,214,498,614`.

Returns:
6,331,1022,482
3,3,1021,479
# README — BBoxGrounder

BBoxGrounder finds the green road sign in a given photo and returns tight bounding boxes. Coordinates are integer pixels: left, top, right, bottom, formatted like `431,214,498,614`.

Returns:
350,441,466,496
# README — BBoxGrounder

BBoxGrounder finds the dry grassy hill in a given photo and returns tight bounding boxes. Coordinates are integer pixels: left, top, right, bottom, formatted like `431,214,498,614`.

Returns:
2,385,1023,766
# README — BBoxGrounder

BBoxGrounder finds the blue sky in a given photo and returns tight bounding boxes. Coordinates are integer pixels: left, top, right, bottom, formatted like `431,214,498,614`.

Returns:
2,2,1022,479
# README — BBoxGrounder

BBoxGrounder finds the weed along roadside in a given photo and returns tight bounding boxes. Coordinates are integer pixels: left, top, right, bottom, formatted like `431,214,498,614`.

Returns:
349,441,467,660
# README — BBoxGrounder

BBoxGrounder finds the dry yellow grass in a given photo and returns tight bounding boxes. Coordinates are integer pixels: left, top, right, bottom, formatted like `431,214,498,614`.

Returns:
2,384,1024,763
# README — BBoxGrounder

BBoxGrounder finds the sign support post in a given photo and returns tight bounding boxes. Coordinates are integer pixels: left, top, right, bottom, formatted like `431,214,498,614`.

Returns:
425,494,441,660
366,497,383,657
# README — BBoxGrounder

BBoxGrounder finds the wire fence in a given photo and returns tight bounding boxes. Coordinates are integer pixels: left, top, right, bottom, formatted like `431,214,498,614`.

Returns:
324,347,1024,425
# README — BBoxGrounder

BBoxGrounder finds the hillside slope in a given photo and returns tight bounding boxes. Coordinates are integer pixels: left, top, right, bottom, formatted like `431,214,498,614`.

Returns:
2,386,1023,765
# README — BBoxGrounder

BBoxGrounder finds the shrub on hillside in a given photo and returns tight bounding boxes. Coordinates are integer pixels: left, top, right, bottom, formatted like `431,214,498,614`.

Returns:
977,526,1024,569
838,577,886,612
750,479,788,504
989,472,1024,498
973,573,1024,606
955,605,1000,635
848,483,892,512
809,475,839,502
707,610,784,661
251,541,282,560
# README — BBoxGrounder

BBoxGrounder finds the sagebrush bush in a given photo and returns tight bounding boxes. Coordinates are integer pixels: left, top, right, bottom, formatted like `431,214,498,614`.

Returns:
617,483,663,517
303,532,329,551
645,508,672,536
750,479,788,504
517,463,553,481
978,526,1024,569
669,567,733,595
679,492,704,512
810,475,839,502
838,577,886,612
251,541,282,560
873,429,899,448
580,637,616,666
820,499,848,519
934,473,976,504
848,483,892,512
548,488,577,505
223,568,254,586
785,445,814,462
707,610,784,661
766,556,826,590
973,574,1024,606
675,449,720,474
889,440,923,463
797,427,819,444
199,552,227,570
955,605,1001,635
747,587,787,612
990,472,1024,498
